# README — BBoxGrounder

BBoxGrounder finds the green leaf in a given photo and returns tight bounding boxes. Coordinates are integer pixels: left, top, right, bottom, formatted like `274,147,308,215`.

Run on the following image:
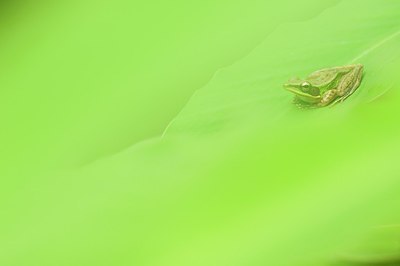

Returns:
3,1,400,266
164,0,400,136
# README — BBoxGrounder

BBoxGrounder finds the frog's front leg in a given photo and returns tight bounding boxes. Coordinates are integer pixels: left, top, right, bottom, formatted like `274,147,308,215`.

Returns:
318,89,338,107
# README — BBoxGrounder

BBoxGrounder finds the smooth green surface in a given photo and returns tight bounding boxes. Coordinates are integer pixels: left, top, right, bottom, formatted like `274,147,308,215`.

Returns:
1,1,400,265
0,0,338,171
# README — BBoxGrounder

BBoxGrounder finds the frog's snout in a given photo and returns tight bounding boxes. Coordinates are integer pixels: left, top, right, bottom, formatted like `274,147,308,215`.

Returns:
283,84,298,92
283,84,292,91
283,83,293,89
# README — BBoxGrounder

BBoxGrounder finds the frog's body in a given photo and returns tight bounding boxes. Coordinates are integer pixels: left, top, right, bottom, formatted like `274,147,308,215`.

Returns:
283,64,363,107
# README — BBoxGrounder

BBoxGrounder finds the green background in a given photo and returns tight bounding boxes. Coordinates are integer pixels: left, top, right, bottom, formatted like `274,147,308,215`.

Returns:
1,1,400,265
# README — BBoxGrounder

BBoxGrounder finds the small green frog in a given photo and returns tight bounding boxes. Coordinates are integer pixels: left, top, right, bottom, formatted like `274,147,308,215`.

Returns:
283,64,363,107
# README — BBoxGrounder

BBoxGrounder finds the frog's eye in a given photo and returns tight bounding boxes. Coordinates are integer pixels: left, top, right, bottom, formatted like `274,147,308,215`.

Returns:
301,82,311,92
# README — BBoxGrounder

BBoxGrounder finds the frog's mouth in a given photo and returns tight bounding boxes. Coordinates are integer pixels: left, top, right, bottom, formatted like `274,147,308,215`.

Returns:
283,84,322,104
283,85,321,99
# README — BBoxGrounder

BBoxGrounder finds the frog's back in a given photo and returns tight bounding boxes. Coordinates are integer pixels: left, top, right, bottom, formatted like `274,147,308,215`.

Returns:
307,68,340,86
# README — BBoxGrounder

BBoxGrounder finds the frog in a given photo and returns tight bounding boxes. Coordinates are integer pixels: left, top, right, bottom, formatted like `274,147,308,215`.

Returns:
283,64,363,108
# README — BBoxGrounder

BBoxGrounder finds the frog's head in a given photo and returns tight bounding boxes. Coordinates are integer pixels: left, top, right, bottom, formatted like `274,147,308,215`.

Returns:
283,78,322,104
